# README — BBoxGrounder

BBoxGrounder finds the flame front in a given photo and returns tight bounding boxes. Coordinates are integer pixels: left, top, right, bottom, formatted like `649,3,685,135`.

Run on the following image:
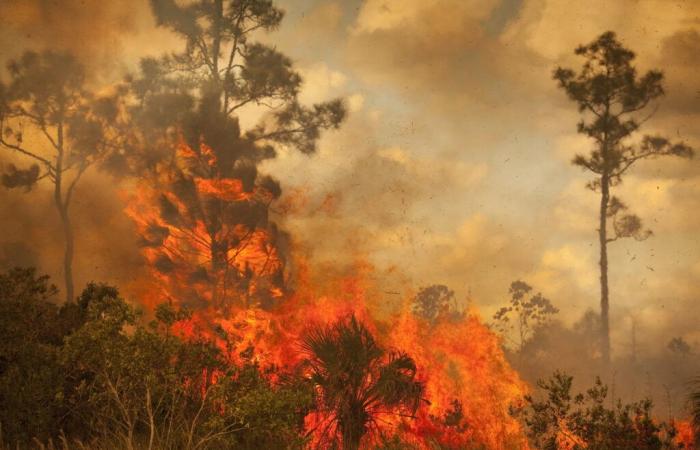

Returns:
125,138,285,311
387,311,529,449
125,138,531,448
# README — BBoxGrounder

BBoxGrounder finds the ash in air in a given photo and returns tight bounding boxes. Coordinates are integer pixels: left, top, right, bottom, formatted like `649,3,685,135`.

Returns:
0,1,698,449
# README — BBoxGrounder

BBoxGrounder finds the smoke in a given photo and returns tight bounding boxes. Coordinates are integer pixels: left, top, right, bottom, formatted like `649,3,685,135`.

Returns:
0,0,698,424
512,308,700,418
0,0,178,82
0,169,145,297
0,0,174,300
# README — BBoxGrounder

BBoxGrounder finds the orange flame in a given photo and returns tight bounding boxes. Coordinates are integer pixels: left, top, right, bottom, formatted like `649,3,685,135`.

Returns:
124,138,534,448
675,420,697,449
124,138,284,310
387,310,529,449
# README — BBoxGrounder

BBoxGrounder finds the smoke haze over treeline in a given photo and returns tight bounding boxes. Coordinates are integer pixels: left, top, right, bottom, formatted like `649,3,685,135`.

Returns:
1,0,699,429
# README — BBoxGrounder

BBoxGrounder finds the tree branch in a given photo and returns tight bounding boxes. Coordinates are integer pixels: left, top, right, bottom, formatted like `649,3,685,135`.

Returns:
65,161,90,206
0,136,55,169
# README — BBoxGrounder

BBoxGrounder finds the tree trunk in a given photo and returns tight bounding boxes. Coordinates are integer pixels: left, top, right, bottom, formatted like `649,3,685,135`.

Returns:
59,204,75,303
599,174,611,365
54,122,75,303
146,387,155,450
342,430,361,450
340,406,364,450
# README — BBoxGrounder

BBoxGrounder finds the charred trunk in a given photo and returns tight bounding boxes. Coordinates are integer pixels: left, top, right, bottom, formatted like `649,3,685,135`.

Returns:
599,174,610,365
340,402,367,450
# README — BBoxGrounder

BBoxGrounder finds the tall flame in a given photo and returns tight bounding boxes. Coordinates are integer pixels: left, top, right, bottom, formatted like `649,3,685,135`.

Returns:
125,138,284,310
387,310,529,449
124,139,532,448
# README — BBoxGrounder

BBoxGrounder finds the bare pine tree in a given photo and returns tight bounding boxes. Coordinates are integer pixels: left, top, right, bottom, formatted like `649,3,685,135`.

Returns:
554,32,694,363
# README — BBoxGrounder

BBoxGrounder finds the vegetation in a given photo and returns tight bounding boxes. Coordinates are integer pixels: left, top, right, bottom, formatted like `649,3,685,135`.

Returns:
0,269,433,450
0,52,125,302
492,280,558,353
301,315,424,450
692,379,700,446
516,371,684,449
554,31,694,363
0,268,314,449
412,284,463,325
2,266,695,448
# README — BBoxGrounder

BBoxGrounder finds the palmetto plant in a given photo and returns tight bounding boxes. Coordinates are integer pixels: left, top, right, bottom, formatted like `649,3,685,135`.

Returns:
691,377,700,446
301,315,424,450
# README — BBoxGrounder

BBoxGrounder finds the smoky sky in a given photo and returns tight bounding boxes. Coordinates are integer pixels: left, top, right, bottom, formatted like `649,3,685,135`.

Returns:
0,0,699,364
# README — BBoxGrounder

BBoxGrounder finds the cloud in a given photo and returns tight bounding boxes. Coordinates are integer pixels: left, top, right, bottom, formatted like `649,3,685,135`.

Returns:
503,0,700,61
529,244,597,303
299,62,348,104
347,0,514,107
347,93,365,112
296,1,344,38
552,180,597,237
655,28,700,129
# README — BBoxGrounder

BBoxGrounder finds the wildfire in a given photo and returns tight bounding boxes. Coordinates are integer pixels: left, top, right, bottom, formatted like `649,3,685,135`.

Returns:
388,309,529,449
125,138,285,310
675,420,697,449
124,138,532,448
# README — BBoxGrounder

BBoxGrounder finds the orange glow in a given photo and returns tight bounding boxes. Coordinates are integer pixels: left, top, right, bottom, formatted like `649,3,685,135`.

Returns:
675,420,696,449
124,137,533,448
387,309,529,449
124,137,284,310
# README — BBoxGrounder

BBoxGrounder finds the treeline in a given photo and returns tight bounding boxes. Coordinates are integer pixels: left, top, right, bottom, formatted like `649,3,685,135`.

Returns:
484,278,700,429
1,268,426,450
2,268,698,449
0,267,315,449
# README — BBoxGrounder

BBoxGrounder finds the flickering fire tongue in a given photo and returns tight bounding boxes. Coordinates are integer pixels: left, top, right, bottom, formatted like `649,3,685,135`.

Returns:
125,139,285,310
125,138,532,448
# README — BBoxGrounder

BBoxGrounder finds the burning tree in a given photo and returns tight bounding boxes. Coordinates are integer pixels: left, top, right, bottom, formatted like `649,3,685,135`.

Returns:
124,0,345,309
554,32,694,364
128,139,289,309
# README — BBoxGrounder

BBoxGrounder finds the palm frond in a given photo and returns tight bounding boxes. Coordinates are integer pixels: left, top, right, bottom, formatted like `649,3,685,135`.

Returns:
366,352,423,413
301,315,424,449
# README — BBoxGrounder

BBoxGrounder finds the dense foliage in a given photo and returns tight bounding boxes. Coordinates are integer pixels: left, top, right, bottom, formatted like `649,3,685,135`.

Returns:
302,316,424,450
0,268,313,449
515,371,686,450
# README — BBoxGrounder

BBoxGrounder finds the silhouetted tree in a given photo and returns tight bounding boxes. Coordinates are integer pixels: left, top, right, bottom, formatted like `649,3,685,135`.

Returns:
301,315,423,450
0,51,124,302
412,284,462,325
493,280,558,353
554,32,694,363
667,337,692,356
124,0,345,308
